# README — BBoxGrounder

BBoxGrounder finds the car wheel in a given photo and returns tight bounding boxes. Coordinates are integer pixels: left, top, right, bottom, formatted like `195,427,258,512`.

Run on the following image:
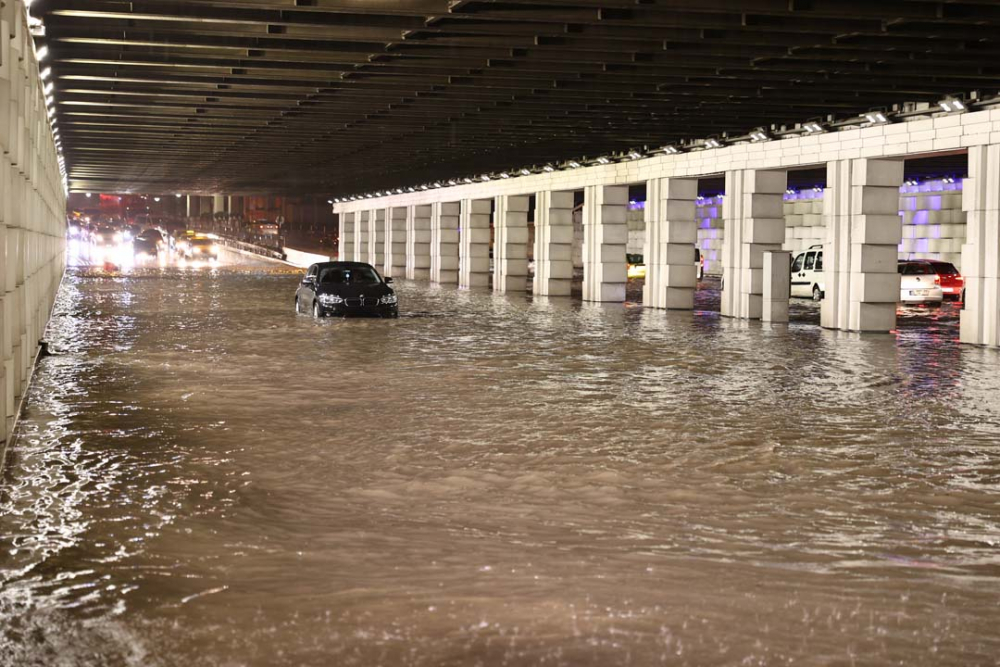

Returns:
313,301,323,318
812,285,822,301
295,297,300,313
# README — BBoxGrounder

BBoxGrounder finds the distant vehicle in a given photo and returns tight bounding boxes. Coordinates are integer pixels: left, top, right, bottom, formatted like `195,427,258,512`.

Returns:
183,236,219,260
140,228,165,247
295,262,398,318
625,249,704,280
898,261,944,304
626,253,645,279
249,220,280,236
792,248,944,305
906,259,964,300
133,236,159,260
93,227,118,246
791,245,825,301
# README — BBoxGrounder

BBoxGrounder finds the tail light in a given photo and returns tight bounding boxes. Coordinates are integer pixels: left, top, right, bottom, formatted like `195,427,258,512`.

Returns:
934,275,941,285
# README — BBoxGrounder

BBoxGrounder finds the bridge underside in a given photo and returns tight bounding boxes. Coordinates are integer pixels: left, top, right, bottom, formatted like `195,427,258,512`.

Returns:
29,0,1000,195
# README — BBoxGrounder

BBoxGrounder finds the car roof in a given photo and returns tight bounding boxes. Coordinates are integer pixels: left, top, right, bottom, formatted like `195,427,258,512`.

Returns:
312,261,376,269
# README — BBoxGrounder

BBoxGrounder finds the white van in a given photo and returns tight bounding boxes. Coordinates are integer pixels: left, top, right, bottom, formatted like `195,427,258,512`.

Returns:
791,245,824,300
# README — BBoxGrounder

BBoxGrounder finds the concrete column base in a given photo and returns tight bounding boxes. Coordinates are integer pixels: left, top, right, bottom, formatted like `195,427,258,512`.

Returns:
431,202,460,284
370,209,386,269
534,191,574,296
645,177,699,309
385,206,406,278
821,158,903,333
406,204,432,281
722,169,787,320
339,212,355,262
459,199,491,289
494,195,529,293
959,144,1000,347
582,185,627,302
762,251,791,323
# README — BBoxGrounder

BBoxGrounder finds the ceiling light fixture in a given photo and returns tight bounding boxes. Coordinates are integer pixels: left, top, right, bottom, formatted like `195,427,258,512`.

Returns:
938,98,966,113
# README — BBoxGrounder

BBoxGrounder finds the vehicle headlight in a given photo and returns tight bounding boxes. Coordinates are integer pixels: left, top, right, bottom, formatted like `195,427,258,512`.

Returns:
378,293,397,305
318,293,344,305
211,245,220,253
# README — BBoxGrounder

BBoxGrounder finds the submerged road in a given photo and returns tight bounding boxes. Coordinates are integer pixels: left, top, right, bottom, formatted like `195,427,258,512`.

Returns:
1,247,998,666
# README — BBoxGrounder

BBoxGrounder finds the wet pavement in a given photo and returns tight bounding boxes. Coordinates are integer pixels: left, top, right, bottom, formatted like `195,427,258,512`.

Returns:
1,245,998,666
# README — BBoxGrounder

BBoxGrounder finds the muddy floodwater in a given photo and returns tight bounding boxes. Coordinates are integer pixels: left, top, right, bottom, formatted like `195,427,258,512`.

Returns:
1,247,999,666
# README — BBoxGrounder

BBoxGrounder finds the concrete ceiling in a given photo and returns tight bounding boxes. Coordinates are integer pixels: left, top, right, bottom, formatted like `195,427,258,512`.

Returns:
31,0,1000,196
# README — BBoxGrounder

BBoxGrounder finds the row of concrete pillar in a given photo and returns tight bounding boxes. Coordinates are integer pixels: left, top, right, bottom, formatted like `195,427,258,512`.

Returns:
338,151,1000,347
0,4,68,450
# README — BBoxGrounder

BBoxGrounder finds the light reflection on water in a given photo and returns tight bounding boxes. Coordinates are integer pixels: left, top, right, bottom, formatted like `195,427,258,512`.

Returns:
1,250,1000,666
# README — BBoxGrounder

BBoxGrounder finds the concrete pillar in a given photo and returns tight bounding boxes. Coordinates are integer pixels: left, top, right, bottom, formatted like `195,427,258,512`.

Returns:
533,190,574,296
644,177,699,309
384,206,406,278
430,201,459,284
960,144,1000,347
762,251,791,323
459,198,491,289
406,204,432,280
821,158,903,333
582,185,627,302
494,194,530,293
721,168,787,319
339,211,355,261
186,195,193,218
369,208,385,268
358,210,370,263
213,194,226,215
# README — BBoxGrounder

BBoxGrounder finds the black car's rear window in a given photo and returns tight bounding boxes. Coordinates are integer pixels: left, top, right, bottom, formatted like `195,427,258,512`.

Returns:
930,262,959,275
320,267,381,285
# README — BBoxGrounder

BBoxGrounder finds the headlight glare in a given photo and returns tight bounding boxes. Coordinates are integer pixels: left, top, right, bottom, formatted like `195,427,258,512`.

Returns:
379,293,398,305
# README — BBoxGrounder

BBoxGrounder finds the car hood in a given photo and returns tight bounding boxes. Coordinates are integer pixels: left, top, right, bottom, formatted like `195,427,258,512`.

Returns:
317,283,393,298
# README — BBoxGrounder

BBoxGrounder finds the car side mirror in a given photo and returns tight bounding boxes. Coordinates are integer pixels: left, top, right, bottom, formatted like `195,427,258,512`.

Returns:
302,276,315,285
384,277,394,285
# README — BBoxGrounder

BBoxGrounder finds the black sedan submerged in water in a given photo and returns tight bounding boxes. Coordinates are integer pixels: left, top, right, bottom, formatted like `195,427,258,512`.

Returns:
295,261,398,318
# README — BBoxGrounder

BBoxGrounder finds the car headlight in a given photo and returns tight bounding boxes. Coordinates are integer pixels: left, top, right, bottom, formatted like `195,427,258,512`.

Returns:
318,293,344,305
211,245,220,253
379,293,397,305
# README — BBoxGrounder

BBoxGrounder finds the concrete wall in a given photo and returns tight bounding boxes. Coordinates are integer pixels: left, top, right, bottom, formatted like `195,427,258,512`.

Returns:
0,1,69,455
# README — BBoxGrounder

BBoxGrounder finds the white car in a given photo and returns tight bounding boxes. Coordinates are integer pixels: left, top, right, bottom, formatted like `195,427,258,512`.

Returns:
790,247,942,304
898,261,943,304
790,245,825,300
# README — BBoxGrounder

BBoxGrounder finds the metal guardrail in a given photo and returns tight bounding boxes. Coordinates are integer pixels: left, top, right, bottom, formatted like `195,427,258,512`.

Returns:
216,236,287,262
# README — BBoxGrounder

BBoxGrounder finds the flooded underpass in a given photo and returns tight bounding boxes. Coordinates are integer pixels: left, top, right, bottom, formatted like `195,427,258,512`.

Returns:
1,250,999,666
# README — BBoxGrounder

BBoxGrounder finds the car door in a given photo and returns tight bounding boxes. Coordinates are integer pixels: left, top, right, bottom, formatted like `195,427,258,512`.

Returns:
299,264,318,309
790,252,808,297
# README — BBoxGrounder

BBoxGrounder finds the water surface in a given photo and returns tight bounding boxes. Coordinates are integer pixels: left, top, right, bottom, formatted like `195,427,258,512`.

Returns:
1,249,998,666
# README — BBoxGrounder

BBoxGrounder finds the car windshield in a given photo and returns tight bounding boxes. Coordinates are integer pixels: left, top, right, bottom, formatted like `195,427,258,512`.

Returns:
190,238,213,246
626,254,643,264
319,266,382,285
